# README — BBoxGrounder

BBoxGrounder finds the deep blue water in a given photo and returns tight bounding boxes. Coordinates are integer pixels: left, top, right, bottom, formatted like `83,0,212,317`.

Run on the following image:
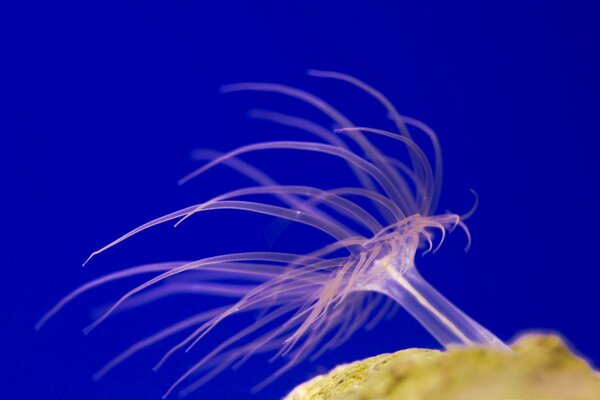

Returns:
4,1,600,399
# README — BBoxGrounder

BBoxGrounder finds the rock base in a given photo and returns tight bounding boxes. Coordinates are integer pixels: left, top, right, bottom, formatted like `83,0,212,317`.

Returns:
285,334,600,400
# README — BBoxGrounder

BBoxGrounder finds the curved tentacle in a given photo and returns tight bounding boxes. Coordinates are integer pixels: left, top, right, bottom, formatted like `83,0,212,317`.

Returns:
221,83,417,213
178,140,407,211
308,70,443,213
176,185,383,235
337,127,435,213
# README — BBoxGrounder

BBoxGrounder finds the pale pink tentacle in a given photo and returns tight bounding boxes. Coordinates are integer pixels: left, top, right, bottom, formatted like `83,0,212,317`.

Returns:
176,185,382,234
35,262,185,330
190,148,337,226
248,109,403,223
337,127,434,209
82,252,326,334
93,306,229,380
221,83,413,212
178,141,406,209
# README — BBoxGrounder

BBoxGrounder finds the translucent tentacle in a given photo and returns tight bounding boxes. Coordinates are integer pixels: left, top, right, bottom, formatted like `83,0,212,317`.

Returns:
337,127,435,211
163,304,300,398
400,115,444,213
83,189,358,267
190,149,338,227
221,83,416,213
83,207,199,266
248,109,393,218
176,185,383,235
308,70,443,213
93,306,229,380
110,282,255,313
328,187,405,221
152,257,346,371
82,252,325,334
35,262,185,330
178,141,407,211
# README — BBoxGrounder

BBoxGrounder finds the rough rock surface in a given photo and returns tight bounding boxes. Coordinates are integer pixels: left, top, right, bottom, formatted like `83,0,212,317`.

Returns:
285,334,600,400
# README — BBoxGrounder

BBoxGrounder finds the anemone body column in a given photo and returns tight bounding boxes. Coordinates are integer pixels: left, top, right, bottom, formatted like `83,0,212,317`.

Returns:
372,264,507,350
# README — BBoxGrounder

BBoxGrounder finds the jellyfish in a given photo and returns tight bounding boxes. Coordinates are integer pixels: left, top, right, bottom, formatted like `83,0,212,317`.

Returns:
37,70,507,398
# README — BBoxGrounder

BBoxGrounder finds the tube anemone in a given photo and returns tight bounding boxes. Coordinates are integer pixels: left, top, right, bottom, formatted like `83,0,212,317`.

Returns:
37,70,507,398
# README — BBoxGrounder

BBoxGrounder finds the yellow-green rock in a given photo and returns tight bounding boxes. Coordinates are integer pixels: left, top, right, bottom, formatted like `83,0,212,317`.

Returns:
285,334,600,400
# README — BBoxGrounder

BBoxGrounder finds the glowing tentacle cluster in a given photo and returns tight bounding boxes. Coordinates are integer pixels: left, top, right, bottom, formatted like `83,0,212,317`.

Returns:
38,71,506,398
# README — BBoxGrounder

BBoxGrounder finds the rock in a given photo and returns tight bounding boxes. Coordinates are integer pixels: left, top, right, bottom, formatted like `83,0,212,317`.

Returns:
285,334,600,400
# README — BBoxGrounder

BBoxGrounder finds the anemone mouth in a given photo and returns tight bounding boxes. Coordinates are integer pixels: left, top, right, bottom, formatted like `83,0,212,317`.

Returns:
38,70,505,398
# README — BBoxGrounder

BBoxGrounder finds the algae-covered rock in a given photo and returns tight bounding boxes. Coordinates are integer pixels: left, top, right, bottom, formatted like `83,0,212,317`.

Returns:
285,334,600,400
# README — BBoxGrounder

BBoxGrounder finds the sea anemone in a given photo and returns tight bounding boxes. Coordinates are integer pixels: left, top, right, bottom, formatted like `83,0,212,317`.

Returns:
37,70,507,398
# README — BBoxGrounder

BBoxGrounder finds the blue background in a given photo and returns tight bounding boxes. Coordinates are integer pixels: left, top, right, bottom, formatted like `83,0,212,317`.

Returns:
4,1,600,399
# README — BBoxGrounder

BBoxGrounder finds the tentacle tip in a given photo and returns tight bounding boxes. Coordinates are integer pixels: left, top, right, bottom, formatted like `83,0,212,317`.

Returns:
82,324,95,336
82,255,94,267
219,84,238,94
173,219,184,228
162,386,179,399
249,384,262,395
461,189,480,220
